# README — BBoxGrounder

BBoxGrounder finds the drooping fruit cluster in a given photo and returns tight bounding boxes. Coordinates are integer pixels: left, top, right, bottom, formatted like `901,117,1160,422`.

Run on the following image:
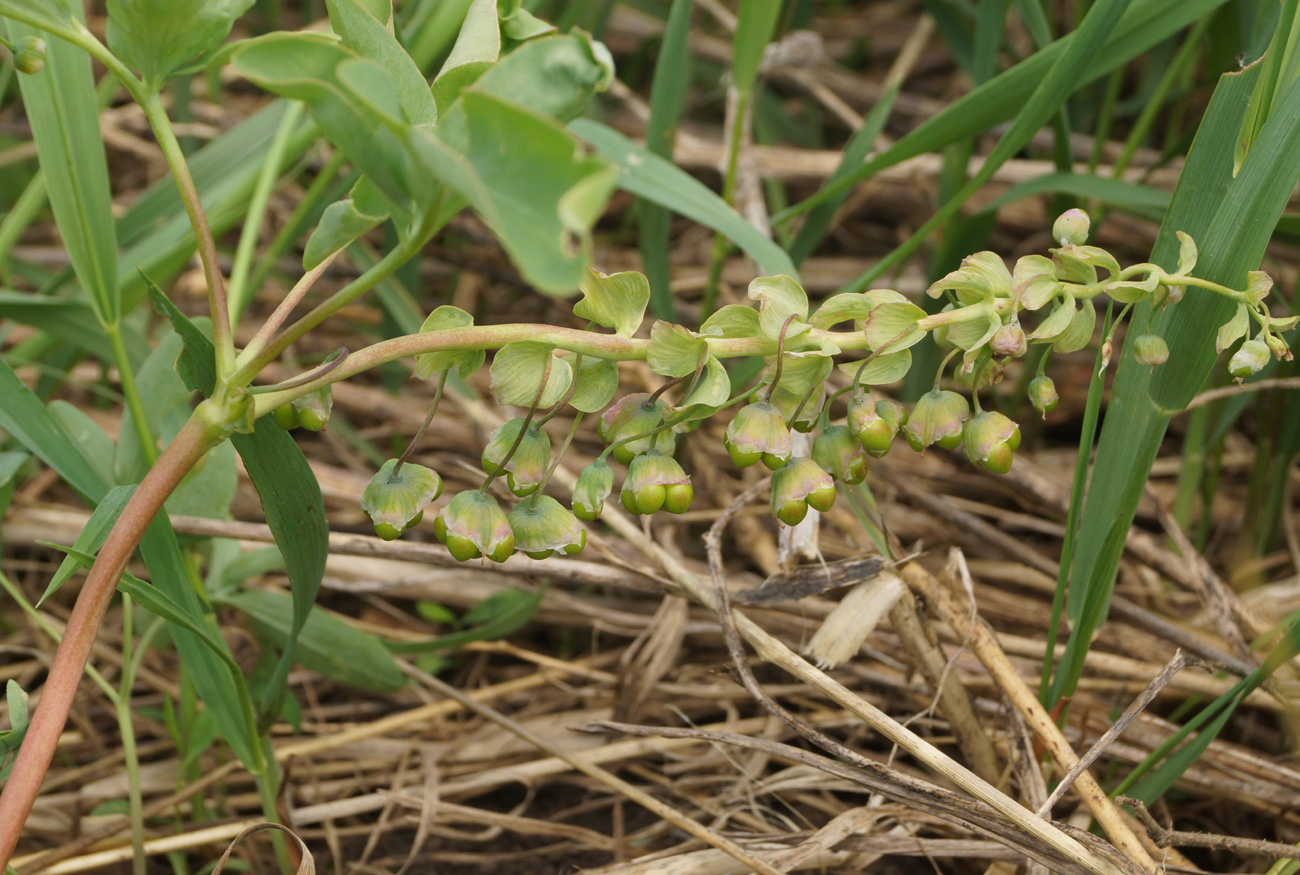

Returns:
336,210,1295,559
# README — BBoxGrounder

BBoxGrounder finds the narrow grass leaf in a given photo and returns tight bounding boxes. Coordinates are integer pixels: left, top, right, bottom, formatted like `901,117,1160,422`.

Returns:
571,119,798,279
731,0,782,93
38,485,136,606
386,585,544,653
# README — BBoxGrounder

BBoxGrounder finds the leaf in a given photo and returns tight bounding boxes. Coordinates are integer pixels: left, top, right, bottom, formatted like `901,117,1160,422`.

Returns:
574,269,649,337
489,341,573,408
303,196,388,270
10,12,119,326
569,119,799,279
413,305,485,379
0,0,74,33
48,401,117,488
0,359,107,504
748,275,810,341
107,0,255,88
0,292,119,363
674,355,730,414
387,585,545,653
432,0,498,115
565,355,619,413
226,589,405,693
165,440,237,520
731,0,782,93
700,305,761,338
0,452,26,492
838,350,913,386
417,93,617,295
38,485,136,606
1215,303,1250,353
326,0,437,126
863,301,927,352
647,322,707,378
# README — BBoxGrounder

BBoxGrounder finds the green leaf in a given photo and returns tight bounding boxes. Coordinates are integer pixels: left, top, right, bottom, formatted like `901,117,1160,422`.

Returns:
863,301,927,352
48,401,118,488
731,0,782,93
226,589,405,692
303,196,388,270
107,0,255,89
565,354,619,413
489,341,573,408
38,485,136,606
326,0,437,126
838,350,913,386
574,269,649,337
0,358,107,503
387,585,544,653
165,440,237,520
413,305,485,379
748,275,810,342
701,304,762,338
569,119,799,280
9,13,119,326
0,292,119,363
432,0,498,115
0,0,74,33
418,92,617,294
647,321,707,378
0,452,26,492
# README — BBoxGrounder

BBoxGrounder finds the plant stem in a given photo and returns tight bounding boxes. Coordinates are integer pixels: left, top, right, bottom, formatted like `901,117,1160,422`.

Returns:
393,371,447,479
117,594,146,875
0,411,224,867
236,250,342,370
701,87,750,319
139,90,236,381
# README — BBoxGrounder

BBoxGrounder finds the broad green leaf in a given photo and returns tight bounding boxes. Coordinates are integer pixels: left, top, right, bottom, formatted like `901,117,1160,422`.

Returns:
227,589,405,692
414,305,485,379
1215,303,1250,352
569,119,798,279
674,355,730,414
432,0,498,115
303,196,387,270
107,0,255,89
165,441,237,520
838,350,913,386
455,34,613,127
647,322,707,378
10,13,119,326
574,269,650,337
748,275,810,341
326,0,437,126
417,92,616,295
701,304,762,338
490,341,573,408
565,354,619,413
863,301,927,352
38,485,136,606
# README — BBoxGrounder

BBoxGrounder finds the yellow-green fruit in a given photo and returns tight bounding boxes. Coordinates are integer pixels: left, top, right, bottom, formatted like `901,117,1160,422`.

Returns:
274,404,299,430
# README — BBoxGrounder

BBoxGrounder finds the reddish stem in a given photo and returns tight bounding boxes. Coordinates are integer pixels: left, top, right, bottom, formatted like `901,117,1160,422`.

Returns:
0,413,219,866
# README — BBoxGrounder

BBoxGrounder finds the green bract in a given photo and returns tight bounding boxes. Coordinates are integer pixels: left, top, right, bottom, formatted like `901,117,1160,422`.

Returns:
725,401,792,469
620,452,692,515
770,457,836,526
434,491,515,563
904,390,970,451
362,459,443,541
508,495,586,559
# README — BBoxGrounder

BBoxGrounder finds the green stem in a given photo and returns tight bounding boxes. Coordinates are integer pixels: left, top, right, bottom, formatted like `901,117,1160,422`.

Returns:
0,571,117,701
480,357,551,493
117,594,146,875
393,371,447,479
226,101,308,325
140,90,236,381
254,737,294,875
701,88,751,318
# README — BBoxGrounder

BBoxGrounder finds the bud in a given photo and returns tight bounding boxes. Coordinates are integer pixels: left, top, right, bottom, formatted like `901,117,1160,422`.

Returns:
811,425,867,485
962,411,1021,475
600,394,674,463
362,459,443,540
620,452,693,515
848,397,906,458
1028,375,1058,418
1132,333,1169,369
571,459,615,521
1228,339,1270,380
989,322,1027,358
481,418,551,496
725,401,792,470
1052,208,1090,247
903,390,970,451
14,36,45,75
770,457,836,526
433,490,515,562
1265,331,1292,361
291,386,333,431
508,495,586,559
